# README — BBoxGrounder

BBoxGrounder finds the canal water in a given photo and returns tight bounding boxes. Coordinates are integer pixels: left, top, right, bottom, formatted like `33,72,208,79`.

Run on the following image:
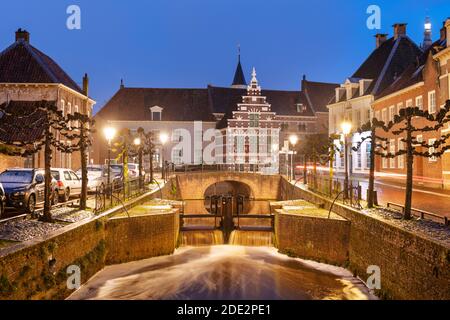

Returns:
68,246,377,300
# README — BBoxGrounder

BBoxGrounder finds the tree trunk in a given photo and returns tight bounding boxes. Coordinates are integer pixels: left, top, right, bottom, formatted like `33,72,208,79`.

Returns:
41,128,53,222
123,147,129,196
367,128,376,208
404,117,413,220
79,126,88,210
150,149,154,182
138,148,143,189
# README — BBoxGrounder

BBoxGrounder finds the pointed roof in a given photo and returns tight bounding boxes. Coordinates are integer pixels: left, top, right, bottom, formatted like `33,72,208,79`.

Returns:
0,31,84,94
350,35,422,96
231,54,247,88
247,67,262,95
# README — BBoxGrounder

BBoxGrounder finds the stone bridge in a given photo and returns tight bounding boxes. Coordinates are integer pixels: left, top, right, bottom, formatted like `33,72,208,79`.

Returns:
174,172,283,200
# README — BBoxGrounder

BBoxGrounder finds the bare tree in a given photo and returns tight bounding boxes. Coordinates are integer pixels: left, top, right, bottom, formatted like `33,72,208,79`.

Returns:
355,101,450,218
63,112,95,210
0,101,75,222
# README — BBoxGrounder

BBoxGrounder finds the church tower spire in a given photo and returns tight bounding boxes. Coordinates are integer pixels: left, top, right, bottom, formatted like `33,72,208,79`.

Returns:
231,45,247,89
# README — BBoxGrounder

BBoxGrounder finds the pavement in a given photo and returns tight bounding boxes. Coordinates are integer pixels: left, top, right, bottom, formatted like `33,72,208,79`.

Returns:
306,173,450,219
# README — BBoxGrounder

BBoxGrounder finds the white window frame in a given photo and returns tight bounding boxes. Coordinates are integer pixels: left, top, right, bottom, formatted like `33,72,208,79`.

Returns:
389,105,395,122
406,99,413,108
397,102,403,115
150,106,163,121
429,138,437,162
60,100,65,116
389,139,396,168
382,141,388,169
428,91,436,114
398,138,404,169
382,108,387,123
415,96,423,110
375,110,381,121
414,134,423,147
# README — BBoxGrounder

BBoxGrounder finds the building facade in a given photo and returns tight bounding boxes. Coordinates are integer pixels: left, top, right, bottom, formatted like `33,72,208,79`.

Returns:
92,58,338,171
327,23,423,177
0,29,95,172
372,19,450,188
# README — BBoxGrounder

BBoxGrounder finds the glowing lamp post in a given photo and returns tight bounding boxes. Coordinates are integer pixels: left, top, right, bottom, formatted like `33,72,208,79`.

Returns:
103,126,116,185
289,134,298,181
160,133,169,181
341,121,352,199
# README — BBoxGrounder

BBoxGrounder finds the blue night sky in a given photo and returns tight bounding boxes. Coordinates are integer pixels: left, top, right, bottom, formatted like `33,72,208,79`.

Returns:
0,0,449,113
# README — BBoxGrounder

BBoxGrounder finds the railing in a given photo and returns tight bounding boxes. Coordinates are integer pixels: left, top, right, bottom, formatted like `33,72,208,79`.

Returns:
299,173,363,210
387,202,449,226
94,177,151,214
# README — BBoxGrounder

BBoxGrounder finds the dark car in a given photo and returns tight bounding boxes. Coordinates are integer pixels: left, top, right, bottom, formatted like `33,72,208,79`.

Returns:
0,182,5,218
0,169,58,214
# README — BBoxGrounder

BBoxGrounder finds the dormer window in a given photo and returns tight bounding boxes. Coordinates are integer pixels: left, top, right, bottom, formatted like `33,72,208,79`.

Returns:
296,104,307,113
150,106,163,121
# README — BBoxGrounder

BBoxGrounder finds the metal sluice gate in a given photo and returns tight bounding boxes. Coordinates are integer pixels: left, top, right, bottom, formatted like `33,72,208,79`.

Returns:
179,194,274,242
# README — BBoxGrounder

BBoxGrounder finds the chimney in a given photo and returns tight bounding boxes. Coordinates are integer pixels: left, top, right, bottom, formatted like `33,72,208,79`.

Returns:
15,28,30,43
120,79,125,89
82,73,89,97
375,33,388,48
301,74,306,90
393,23,407,39
445,18,450,47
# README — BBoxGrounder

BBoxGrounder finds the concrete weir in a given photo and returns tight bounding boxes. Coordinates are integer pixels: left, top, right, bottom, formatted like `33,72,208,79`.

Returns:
0,173,448,300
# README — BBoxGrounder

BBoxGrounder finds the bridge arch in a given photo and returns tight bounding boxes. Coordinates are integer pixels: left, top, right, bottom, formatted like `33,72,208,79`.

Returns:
175,172,282,200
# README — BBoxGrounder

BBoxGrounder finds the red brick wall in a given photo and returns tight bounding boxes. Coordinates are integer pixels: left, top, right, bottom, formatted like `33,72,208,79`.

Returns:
372,54,445,186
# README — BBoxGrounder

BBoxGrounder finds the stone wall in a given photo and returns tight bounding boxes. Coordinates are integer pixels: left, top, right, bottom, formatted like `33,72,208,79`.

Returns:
175,172,282,200
106,211,179,265
0,185,179,300
280,178,450,300
275,211,350,266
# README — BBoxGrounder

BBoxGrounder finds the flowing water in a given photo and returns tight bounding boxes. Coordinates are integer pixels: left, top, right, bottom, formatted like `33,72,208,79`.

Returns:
180,230,273,246
68,246,377,300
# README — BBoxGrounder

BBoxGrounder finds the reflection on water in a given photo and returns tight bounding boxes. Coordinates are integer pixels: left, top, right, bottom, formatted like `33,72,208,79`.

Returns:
68,246,377,300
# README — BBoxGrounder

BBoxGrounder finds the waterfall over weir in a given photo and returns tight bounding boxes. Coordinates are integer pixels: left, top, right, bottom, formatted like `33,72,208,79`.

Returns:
179,196,275,247
180,230,274,247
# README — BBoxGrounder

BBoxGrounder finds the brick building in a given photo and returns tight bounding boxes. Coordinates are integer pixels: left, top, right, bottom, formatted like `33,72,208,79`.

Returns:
92,57,337,170
0,29,95,172
372,19,450,188
327,23,423,176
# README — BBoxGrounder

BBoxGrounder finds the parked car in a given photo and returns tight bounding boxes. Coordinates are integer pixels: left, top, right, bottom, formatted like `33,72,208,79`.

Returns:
51,168,82,202
128,163,141,179
0,182,5,217
76,165,108,193
0,168,58,213
109,164,124,183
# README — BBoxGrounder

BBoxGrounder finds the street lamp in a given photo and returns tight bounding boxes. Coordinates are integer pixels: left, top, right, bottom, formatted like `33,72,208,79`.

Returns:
103,126,116,185
341,121,352,199
289,134,298,181
160,132,169,181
